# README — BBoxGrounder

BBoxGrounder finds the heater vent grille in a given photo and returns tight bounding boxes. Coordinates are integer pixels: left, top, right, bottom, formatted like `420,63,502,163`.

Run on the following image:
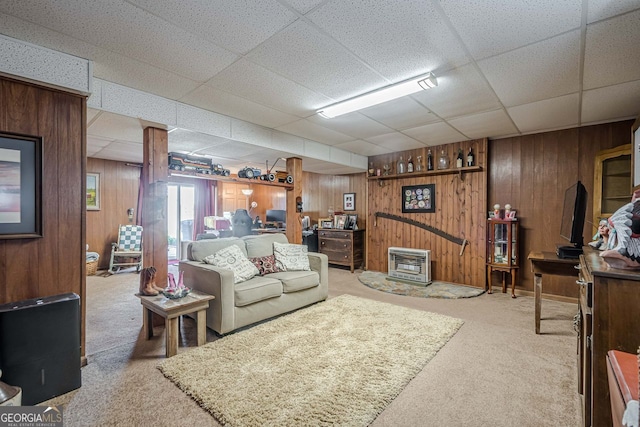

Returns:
388,247,431,284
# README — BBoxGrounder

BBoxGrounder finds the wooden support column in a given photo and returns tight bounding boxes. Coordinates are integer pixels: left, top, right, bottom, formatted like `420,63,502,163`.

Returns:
142,127,168,288
286,157,303,244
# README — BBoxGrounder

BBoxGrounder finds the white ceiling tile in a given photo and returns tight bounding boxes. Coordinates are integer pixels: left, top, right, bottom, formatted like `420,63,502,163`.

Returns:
231,120,272,147
281,0,325,14
507,94,580,133
582,80,640,124
413,64,501,119
276,119,353,145
179,85,299,129
478,30,581,107
270,131,305,155
303,140,331,159
101,81,177,127
329,147,352,165
333,140,391,156
584,10,640,89
359,97,439,130
169,129,231,154
87,78,102,109
440,0,582,60
128,0,297,54
88,112,144,143
448,110,518,140
402,122,467,146
365,133,426,150
87,135,112,157
587,0,640,23
87,108,101,124
206,58,332,116
93,141,143,162
307,112,393,139
246,19,387,99
176,104,231,139
308,0,469,80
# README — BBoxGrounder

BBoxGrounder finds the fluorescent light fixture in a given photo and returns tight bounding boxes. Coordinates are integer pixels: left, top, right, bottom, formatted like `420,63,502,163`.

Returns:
318,72,437,119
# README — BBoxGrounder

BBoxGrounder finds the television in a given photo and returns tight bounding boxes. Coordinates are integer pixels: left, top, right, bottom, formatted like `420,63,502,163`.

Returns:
557,180,588,259
266,209,287,228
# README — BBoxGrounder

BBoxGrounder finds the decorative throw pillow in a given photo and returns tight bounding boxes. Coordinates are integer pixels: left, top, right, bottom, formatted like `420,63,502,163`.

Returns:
273,242,310,271
203,245,259,283
250,255,281,276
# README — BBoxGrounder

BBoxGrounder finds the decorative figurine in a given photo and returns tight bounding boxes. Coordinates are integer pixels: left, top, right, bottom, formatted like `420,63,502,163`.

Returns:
588,219,610,250
600,190,640,269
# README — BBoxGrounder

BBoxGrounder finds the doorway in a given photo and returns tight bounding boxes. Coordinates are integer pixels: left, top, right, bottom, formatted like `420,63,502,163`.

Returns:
167,183,195,261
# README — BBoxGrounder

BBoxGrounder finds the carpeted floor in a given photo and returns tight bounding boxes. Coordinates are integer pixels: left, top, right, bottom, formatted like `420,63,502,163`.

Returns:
359,270,485,298
159,295,463,427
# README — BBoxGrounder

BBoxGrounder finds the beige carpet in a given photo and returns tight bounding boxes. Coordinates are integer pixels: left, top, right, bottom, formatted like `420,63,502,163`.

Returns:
159,294,463,427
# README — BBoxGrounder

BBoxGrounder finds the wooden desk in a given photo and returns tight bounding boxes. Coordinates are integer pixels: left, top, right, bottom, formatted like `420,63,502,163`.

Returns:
135,290,215,357
527,251,579,334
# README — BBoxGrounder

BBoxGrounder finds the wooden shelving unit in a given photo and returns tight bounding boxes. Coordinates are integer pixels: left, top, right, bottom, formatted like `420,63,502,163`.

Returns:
366,165,482,181
169,171,294,190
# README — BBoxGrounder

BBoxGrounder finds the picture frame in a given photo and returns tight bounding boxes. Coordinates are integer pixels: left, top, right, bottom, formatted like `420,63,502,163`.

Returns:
334,214,347,230
346,214,358,230
343,192,355,211
86,172,101,211
0,132,43,239
319,217,333,229
401,184,435,213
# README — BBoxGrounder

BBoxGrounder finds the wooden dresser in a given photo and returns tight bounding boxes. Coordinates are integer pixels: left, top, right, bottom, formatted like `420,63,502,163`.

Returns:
577,248,640,427
318,229,365,273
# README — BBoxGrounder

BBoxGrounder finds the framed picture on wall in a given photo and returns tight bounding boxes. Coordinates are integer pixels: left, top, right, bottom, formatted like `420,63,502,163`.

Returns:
343,193,355,211
0,132,43,239
402,184,435,213
87,172,101,211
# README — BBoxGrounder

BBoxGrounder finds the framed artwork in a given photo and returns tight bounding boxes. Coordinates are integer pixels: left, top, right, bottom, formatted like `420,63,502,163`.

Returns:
0,132,43,239
319,217,333,229
402,184,435,213
334,214,347,230
343,193,355,211
346,214,358,230
87,172,101,211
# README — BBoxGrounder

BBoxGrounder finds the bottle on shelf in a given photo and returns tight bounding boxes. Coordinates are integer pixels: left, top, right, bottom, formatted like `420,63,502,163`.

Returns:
427,149,434,171
407,156,414,173
397,156,406,174
368,161,375,176
437,150,449,170
415,155,423,172
467,147,474,167
456,148,464,168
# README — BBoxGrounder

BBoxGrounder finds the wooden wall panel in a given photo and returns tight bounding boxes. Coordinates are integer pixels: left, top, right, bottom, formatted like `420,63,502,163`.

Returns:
489,120,633,298
367,139,488,286
86,158,140,269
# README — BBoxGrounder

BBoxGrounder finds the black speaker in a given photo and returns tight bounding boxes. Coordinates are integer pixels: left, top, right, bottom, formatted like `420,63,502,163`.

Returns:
0,293,81,405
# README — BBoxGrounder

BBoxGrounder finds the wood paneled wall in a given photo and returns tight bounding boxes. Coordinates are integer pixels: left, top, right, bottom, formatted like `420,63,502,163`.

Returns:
368,139,488,286
86,158,140,269
489,120,633,298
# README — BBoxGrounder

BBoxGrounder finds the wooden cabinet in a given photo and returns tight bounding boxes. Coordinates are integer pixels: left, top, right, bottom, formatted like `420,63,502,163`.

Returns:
593,145,631,227
577,249,640,427
318,229,365,273
486,219,519,297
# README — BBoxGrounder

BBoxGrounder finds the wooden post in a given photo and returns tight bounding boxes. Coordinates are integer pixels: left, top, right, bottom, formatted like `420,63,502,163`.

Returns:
286,157,302,244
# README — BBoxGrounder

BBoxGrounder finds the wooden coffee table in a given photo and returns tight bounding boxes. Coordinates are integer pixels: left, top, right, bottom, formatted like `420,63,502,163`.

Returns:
135,290,215,357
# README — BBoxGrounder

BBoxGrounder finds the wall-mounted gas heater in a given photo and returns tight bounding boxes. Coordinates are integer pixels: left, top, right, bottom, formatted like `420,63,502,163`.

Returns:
388,247,431,284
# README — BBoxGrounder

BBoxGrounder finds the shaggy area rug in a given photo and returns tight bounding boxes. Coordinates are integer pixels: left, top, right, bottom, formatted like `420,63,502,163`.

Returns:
159,294,463,427
359,270,485,298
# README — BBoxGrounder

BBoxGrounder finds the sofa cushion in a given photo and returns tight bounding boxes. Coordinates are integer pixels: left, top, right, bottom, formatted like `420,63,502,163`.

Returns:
273,242,310,271
189,237,246,262
266,271,320,293
234,276,282,307
203,245,258,284
250,254,281,276
243,233,289,258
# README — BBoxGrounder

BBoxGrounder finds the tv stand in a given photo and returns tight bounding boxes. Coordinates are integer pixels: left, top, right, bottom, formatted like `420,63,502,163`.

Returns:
556,244,583,259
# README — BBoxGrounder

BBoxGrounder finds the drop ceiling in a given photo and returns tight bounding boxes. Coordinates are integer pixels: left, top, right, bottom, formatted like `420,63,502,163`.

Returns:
2,0,640,174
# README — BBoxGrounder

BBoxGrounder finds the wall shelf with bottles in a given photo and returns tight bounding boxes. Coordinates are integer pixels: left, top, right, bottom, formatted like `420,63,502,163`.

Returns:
169,171,294,190
366,165,483,181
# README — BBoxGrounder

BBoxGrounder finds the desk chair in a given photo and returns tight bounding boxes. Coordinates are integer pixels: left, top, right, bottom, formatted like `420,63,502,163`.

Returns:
107,225,143,275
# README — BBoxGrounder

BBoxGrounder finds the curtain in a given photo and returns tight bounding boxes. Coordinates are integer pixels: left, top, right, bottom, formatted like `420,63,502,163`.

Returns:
193,180,215,240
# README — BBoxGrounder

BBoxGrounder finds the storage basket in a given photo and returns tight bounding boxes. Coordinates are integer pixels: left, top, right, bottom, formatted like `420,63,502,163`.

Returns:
86,260,98,276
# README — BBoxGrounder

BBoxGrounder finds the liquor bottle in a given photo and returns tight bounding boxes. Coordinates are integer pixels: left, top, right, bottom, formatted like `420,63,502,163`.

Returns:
368,161,375,176
397,156,406,174
456,148,463,168
437,150,448,170
415,155,423,172
467,147,474,167
427,149,433,171
407,156,414,173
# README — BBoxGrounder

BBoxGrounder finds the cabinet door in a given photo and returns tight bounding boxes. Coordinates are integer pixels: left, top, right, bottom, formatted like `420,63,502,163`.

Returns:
593,145,631,227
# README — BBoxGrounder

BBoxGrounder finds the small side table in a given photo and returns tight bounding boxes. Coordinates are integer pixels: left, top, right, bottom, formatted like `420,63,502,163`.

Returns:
135,290,215,357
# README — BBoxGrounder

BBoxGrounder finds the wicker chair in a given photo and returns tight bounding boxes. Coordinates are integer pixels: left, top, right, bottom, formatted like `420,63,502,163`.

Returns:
107,225,143,275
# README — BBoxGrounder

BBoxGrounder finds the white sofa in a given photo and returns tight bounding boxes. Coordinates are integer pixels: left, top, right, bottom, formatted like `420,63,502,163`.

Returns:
179,233,328,335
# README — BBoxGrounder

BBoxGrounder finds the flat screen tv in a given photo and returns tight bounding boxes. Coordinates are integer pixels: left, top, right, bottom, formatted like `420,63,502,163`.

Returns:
266,209,286,227
558,181,588,259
